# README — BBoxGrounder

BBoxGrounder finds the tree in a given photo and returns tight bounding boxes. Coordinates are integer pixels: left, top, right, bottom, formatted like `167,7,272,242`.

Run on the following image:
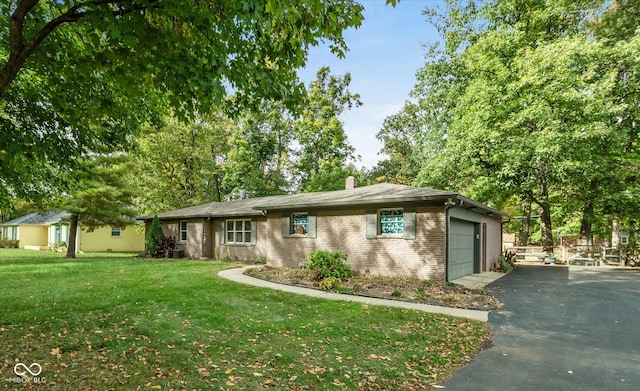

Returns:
412,0,640,249
223,101,293,199
133,113,230,214
0,0,366,207
372,101,422,185
146,214,164,257
293,66,361,192
56,154,138,258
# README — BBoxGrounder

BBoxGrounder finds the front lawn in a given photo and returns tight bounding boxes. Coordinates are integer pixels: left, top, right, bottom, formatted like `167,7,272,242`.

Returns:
0,249,491,390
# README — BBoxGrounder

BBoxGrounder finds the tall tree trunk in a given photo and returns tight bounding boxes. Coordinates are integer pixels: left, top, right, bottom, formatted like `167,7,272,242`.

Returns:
579,202,594,246
536,175,554,253
518,191,533,246
214,173,222,202
65,214,78,259
612,217,620,248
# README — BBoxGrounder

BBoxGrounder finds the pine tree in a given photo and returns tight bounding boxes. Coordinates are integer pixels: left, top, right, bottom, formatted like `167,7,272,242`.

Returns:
55,154,138,258
147,215,165,257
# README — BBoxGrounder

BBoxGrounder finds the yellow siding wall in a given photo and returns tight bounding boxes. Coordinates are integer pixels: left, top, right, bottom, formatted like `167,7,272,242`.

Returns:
79,225,145,252
18,226,48,248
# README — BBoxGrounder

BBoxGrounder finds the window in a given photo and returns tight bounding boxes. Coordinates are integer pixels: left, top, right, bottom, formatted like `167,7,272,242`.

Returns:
111,227,121,237
55,224,63,243
226,219,253,244
292,213,309,235
11,226,17,240
366,208,415,240
179,220,188,242
282,212,316,238
379,209,404,235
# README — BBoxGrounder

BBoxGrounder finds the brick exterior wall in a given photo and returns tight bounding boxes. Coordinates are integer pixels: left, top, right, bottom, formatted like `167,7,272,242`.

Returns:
213,217,268,262
156,219,205,258
483,215,503,271
266,207,447,280
152,205,502,281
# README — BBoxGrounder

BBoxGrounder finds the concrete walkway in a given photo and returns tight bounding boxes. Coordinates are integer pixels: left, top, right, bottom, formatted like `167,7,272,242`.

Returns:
452,271,506,289
218,267,503,322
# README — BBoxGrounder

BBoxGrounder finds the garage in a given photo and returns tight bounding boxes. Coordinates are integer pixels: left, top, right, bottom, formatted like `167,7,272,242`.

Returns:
448,219,478,280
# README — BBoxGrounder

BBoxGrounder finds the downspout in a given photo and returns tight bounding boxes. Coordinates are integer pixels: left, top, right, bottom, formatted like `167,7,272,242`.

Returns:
203,216,212,259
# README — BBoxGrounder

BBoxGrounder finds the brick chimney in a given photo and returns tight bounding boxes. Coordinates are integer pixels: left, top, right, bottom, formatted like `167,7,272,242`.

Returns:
345,176,357,190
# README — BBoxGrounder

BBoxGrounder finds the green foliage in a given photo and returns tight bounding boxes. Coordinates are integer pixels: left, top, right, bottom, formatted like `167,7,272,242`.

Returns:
306,250,353,280
293,67,361,192
146,215,165,257
497,256,514,273
319,276,341,291
403,0,640,245
222,101,292,199
392,289,403,298
0,0,365,208
53,154,139,258
0,238,18,248
253,256,268,265
372,101,423,185
133,113,230,213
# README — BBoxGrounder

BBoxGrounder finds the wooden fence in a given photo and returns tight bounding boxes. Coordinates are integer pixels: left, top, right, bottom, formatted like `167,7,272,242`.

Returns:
506,245,623,266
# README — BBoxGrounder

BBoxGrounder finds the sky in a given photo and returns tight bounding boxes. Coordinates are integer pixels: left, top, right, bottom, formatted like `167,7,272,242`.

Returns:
297,0,443,169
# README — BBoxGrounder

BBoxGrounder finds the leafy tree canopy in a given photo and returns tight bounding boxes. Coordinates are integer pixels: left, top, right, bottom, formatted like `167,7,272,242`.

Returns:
53,153,138,258
0,0,366,210
379,0,640,245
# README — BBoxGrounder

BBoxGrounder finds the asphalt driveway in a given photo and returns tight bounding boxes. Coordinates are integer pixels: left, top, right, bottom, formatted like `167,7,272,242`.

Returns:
444,265,640,390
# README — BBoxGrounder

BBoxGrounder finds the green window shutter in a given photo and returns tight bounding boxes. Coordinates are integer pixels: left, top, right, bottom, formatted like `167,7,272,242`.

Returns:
366,210,377,239
307,212,317,238
282,214,290,237
251,219,257,245
219,220,225,244
403,208,416,240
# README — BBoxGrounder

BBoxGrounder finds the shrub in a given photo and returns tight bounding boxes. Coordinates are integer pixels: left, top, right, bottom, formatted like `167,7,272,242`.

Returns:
0,239,19,248
319,276,341,291
392,290,403,298
498,256,515,273
306,250,353,280
253,256,268,265
147,215,165,257
157,237,177,258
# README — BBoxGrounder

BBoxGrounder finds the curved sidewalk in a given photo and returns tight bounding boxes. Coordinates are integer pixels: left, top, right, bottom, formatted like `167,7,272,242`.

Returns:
218,267,490,322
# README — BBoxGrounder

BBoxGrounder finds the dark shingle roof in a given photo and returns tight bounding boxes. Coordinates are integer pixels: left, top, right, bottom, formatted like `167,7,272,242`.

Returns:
251,183,458,210
139,183,509,221
140,202,221,220
1,211,70,226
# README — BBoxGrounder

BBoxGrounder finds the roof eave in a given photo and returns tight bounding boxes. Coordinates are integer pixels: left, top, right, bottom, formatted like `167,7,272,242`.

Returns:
251,194,460,211
454,195,511,221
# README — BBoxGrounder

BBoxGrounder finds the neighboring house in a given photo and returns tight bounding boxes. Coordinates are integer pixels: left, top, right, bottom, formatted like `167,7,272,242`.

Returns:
140,179,510,281
0,212,145,253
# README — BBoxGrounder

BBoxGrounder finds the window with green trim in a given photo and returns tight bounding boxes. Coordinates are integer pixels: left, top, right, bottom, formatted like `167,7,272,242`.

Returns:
379,209,404,235
291,212,308,235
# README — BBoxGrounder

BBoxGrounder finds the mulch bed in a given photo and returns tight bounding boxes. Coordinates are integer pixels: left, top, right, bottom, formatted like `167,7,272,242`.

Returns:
244,266,502,311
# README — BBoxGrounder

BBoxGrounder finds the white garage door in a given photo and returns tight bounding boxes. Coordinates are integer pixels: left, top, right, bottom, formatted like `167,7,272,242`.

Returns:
449,220,476,280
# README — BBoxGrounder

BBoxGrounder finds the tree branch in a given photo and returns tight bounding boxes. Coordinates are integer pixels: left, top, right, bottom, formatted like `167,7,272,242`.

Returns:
0,0,158,96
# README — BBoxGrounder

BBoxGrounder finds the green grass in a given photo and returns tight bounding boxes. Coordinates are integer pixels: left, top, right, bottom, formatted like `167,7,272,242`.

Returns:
0,249,491,390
